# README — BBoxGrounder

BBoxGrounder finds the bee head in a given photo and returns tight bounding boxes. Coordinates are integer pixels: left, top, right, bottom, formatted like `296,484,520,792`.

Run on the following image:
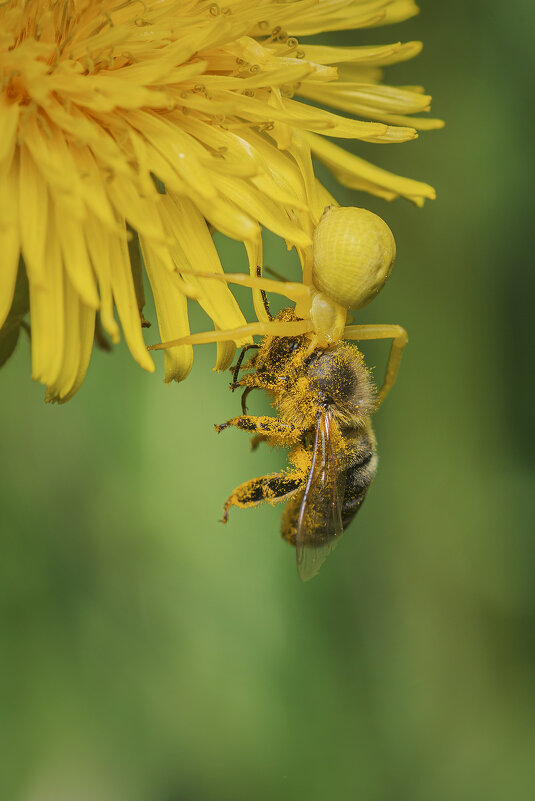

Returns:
254,308,309,379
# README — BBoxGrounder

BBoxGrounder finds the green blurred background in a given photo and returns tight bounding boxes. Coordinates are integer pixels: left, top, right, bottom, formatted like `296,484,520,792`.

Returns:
2,1,535,799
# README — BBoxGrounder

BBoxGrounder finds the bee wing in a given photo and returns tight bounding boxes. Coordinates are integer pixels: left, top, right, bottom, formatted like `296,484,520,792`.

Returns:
296,410,347,582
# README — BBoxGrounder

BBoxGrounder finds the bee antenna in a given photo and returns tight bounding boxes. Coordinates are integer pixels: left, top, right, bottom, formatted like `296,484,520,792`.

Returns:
231,343,259,387
264,265,288,283
256,266,273,321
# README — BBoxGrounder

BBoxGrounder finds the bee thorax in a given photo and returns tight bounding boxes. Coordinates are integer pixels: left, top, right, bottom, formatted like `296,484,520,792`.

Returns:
305,343,375,423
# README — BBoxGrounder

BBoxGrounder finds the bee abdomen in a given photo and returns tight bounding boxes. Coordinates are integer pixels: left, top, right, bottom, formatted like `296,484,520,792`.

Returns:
341,450,378,528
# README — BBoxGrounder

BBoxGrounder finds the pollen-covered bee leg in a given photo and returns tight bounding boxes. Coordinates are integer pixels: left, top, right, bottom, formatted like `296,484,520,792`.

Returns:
222,471,304,523
235,369,282,395
343,324,408,407
215,415,299,446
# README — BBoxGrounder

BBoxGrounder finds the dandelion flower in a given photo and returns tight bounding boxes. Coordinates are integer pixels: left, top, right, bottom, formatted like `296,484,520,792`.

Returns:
0,0,442,402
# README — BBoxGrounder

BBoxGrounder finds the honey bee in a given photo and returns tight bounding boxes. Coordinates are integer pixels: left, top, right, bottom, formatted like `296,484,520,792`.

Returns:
149,206,408,579
216,308,378,580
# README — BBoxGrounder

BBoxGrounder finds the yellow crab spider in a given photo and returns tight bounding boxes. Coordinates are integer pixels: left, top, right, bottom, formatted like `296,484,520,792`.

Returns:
149,206,408,407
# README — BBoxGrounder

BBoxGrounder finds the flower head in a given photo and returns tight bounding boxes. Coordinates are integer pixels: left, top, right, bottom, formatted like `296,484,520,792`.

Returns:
0,0,442,401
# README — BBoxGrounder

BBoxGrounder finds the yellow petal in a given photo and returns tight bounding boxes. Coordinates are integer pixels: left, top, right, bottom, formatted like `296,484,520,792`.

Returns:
29,216,64,387
242,129,307,206
305,131,436,206
184,187,261,244
179,116,260,179
278,1,386,36
0,160,21,327
214,337,237,374
200,62,316,91
83,215,120,343
300,81,433,116
108,229,155,373
56,300,96,403
358,112,444,131
299,41,423,67
18,145,48,286
280,97,417,142
0,96,19,174
45,271,82,401
54,203,100,309
71,146,119,230
250,170,309,213
212,173,312,248
287,133,321,227
370,0,420,27
24,117,86,221
159,194,250,341
141,239,194,383
106,177,170,246
106,55,207,88
127,110,218,200
298,80,444,131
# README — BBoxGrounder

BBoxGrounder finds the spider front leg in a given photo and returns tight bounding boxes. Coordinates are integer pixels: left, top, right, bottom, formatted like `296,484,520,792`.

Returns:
149,318,312,352
215,415,300,448
222,470,304,523
147,269,314,355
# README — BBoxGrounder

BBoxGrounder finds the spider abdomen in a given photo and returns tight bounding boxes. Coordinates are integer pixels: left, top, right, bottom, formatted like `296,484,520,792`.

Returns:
312,206,396,311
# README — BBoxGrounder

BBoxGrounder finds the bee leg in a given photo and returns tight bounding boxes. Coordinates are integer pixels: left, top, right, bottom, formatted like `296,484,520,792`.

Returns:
241,386,253,414
343,324,408,407
234,370,276,391
250,433,267,451
230,371,288,413
214,415,298,447
221,471,304,523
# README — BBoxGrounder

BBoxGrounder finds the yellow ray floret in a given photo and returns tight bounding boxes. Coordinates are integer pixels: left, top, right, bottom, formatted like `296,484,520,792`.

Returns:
0,0,442,400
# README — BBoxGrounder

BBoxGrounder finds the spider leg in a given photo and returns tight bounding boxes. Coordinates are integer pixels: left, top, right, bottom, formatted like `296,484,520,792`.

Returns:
343,324,408,407
148,319,313,351
179,269,312,307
